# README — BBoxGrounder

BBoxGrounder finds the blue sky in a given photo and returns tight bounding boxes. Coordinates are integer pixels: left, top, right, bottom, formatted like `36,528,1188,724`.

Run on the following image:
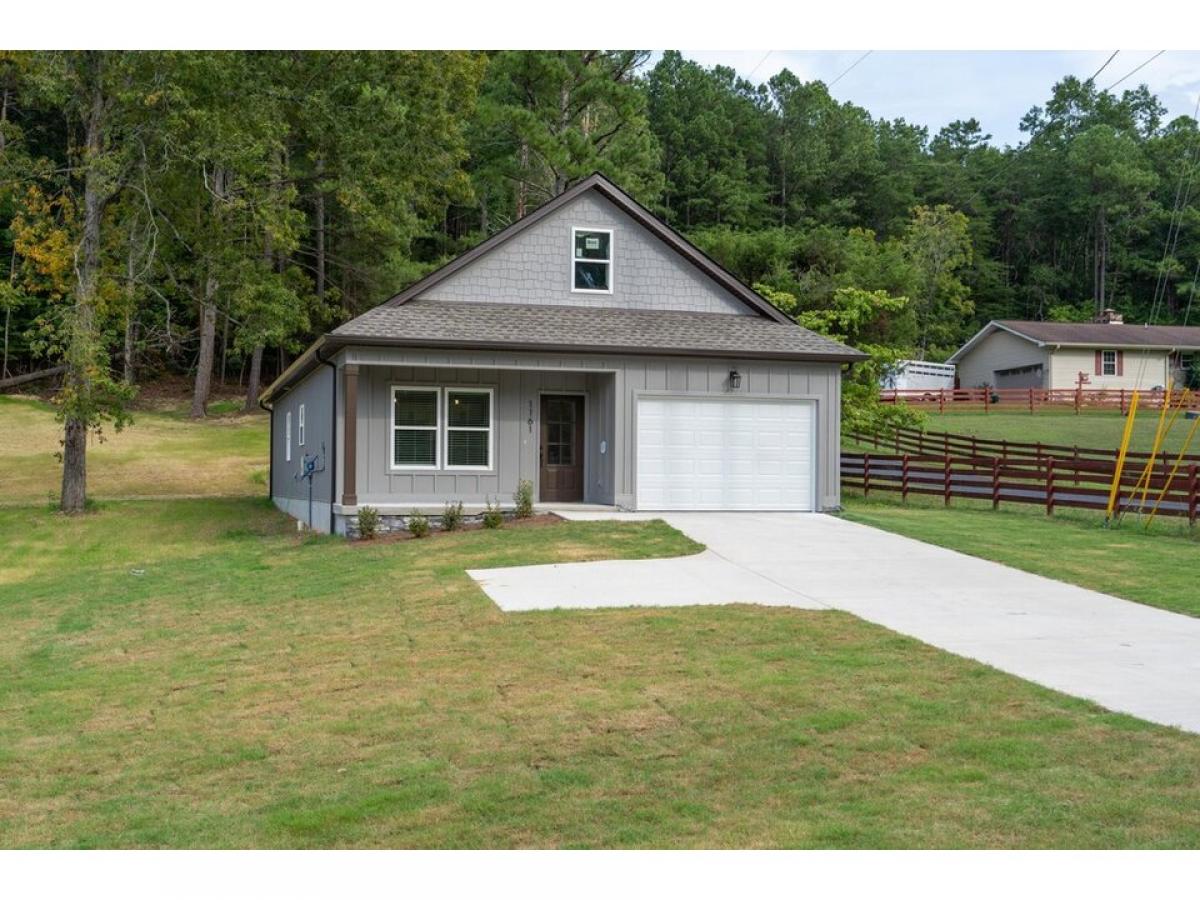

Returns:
654,51,1200,147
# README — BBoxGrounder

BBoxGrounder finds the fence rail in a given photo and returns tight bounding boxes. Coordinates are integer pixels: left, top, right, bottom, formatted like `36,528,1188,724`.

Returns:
842,451,1200,523
879,387,1200,414
848,425,1200,467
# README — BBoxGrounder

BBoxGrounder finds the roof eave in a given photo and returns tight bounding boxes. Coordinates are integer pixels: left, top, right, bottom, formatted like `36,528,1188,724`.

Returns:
325,333,867,364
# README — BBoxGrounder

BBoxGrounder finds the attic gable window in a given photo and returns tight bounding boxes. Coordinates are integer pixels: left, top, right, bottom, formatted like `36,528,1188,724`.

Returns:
572,227,612,293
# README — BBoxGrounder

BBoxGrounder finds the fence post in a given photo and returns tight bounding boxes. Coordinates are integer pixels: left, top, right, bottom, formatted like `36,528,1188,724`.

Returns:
1188,465,1198,527
992,457,1000,511
1028,388,1034,414
1045,457,1056,516
939,389,945,414
1075,387,1081,415
902,454,910,503
863,453,871,497
1120,389,1126,415
971,435,978,458
944,455,952,507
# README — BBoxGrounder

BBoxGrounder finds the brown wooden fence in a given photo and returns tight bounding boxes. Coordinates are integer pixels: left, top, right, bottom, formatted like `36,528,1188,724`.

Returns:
848,425,1200,468
879,387,1200,414
842,450,1200,523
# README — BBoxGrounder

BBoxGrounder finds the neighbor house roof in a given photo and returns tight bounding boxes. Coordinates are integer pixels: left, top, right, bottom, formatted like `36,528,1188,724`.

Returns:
949,319,1200,362
330,299,866,362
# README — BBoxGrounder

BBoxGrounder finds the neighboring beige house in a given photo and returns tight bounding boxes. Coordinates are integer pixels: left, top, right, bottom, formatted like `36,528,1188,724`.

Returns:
949,315,1200,391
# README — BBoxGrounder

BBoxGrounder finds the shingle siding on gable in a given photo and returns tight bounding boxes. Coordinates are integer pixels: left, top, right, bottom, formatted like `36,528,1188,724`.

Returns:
419,192,752,315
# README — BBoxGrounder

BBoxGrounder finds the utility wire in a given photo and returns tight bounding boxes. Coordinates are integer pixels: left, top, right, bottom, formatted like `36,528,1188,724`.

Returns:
746,51,773,80
1087,51,1120,84
1184,260,1199,326
829,51,872,88
1104,50,1165,92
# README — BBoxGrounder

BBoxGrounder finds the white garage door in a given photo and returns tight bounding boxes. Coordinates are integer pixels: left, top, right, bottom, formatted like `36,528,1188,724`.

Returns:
636,396,816,511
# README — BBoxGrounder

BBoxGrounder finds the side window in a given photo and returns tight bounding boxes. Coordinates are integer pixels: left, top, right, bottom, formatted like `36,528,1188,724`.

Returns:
285,411,292,462
1102,350,1117,376
298,404,306,446
572,227,612,293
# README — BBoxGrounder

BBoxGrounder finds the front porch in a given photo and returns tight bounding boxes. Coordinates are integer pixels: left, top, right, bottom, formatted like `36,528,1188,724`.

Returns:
332,350,620,533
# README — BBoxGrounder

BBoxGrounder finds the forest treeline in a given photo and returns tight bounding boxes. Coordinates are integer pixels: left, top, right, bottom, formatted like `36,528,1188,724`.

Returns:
1,51,1198,509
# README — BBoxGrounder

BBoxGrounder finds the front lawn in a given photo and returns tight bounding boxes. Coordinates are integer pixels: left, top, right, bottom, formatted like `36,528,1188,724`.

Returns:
4,498,1200,848
0,394,267,505
892,409,1199,454
841,493,1200,617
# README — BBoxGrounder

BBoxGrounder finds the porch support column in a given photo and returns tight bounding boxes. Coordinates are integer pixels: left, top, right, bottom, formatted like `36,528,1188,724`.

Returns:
342,364,359,507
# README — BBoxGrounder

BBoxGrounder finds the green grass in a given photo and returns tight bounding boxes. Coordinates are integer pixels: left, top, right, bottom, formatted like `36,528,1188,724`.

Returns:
841,492,1200,617
0,394,267,504
887,409,1200,455
4,497,1200,848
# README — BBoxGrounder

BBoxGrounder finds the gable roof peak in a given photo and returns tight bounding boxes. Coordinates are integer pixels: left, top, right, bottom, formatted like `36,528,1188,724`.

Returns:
378,173,791,324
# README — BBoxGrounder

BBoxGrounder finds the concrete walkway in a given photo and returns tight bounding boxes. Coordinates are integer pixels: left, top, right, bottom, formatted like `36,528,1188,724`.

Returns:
468,511,1200,734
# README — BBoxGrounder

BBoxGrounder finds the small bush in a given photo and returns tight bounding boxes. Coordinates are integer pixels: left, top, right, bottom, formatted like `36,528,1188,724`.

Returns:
513,479,534,518
442,500,464,532
408,510,430,538
482,498,503,529
356,506,381,540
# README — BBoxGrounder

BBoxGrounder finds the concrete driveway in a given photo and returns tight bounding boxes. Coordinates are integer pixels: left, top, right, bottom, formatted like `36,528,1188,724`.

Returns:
468,511,1200,734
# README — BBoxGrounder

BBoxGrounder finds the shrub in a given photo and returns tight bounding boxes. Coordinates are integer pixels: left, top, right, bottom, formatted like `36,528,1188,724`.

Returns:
442,500,465,532
407,510,430,538
482,498,503,529
356,506,381,540
513,479,535,518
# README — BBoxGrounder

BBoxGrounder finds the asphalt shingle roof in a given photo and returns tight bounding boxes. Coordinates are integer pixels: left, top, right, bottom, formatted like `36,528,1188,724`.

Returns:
330,299,866,362
998,320,1200,348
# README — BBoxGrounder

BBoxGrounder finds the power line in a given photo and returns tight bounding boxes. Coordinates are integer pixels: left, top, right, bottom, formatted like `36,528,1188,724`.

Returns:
1104,50,1165,92
746,50,773,80
829,51,872,88
1089,50,1113,84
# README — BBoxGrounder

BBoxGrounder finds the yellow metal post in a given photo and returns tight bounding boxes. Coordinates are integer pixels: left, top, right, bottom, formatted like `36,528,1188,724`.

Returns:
1145,392,1200,527
1129,387,1179,517
1106,391,1140,523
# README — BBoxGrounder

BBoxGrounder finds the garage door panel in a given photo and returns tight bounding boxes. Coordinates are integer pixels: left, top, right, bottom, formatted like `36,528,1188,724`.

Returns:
636,397,815,511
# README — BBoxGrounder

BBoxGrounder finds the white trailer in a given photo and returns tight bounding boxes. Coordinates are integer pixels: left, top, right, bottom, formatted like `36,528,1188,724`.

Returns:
882,359,956,391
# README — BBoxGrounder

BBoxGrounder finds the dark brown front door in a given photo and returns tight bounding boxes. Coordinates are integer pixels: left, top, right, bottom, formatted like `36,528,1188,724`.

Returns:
540,394,584,502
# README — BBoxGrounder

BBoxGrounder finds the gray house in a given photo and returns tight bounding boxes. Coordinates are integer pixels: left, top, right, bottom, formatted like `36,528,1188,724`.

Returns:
260,174,865,534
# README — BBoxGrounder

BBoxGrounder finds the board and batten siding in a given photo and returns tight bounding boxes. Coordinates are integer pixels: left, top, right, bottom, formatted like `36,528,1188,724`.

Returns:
418,192,752,316
337,346,843,512
353,364,615,507
269,362,335,527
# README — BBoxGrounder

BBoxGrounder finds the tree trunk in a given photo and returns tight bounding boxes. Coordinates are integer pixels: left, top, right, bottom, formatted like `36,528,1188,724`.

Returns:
2,303,10,381
314,156,326,303
123,312,136,385
190,277,217,418
244,344,263,412
61,58,107,515
516,141,529,219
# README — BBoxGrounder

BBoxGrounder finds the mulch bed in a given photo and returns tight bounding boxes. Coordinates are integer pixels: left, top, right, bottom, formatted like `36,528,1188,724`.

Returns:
352,512,564,545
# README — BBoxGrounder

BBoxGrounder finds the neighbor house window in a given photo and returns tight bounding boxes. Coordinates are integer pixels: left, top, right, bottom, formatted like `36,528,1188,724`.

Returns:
572,227,612,292
1102,350,1117,376
392,388,440,468
285,411,292,462
445,388,493,469
298,404,306,446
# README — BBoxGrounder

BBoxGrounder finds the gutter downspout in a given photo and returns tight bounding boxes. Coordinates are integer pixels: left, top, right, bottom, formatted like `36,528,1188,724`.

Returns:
315,343,338,535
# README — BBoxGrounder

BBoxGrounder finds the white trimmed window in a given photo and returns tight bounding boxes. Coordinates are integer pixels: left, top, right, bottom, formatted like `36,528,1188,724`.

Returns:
392,387,440,469
1102,350,1117,376
298,404,306,446
445,388,493,470
285,411,292,462
572,227,612,293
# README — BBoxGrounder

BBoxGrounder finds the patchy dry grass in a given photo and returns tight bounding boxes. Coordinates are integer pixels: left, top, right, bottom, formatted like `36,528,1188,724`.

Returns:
0,394,267,504
3,498,1200,848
